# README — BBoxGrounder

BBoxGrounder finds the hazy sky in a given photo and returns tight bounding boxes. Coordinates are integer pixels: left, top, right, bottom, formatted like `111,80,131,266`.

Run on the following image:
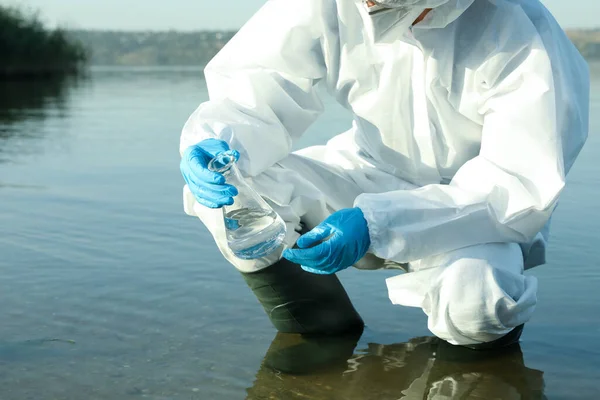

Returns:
3,0,598,30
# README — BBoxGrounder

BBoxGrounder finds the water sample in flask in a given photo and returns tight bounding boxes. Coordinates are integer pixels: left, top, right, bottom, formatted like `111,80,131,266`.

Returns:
208,150,287,260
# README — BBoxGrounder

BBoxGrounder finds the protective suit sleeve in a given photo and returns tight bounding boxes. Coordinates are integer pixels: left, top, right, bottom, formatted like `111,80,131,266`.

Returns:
180,0,330,178
354,34,589,263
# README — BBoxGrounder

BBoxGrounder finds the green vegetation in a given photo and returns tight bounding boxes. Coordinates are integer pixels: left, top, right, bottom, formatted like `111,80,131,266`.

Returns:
69,30,235,66
0,6,87,78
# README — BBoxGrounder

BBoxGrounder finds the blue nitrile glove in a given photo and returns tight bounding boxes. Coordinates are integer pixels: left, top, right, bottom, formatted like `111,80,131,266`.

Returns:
283,207,371,274
180,138,240,208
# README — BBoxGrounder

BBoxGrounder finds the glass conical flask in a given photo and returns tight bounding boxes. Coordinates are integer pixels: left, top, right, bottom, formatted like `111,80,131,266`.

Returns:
208,150,287,260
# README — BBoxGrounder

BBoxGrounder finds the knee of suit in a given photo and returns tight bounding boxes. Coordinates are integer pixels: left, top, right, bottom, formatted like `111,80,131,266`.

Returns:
424,257,538,346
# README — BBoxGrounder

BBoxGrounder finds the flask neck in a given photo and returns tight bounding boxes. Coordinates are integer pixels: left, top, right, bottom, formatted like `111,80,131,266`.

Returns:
207,150,247,187
208,150,272,212
221,163,244,186
208,150,238,175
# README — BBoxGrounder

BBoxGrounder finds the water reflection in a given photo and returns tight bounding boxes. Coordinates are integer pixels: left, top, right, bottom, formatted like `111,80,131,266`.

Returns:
0,76,79,162
0,76,77,121
248,333,546,399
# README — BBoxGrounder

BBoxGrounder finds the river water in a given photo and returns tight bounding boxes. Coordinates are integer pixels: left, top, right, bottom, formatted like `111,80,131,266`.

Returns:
0,66,599,399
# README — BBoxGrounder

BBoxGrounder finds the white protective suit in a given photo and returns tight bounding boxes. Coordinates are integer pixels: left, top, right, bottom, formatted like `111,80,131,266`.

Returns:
181,0,589,345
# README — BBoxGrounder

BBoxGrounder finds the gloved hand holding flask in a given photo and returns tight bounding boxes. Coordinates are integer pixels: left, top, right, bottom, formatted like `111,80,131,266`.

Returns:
283,208,371,275
180,138,240,209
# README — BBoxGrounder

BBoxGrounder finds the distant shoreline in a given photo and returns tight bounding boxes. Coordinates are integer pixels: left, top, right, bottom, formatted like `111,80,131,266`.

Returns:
3,26,598,78
0,66,82,79
67,29,600,68
567,29,600,60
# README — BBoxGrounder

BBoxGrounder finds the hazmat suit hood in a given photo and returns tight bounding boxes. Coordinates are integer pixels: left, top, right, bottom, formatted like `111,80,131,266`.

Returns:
421,0,476,29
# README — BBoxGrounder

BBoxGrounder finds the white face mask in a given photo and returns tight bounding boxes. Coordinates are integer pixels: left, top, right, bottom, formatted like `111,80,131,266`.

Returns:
363,1,426,37
364,1,408,15
369,0,446,8
363,0,449,36
364,0,449,15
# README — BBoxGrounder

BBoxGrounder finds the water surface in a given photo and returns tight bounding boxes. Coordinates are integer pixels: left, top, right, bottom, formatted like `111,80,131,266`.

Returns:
0,66,599,399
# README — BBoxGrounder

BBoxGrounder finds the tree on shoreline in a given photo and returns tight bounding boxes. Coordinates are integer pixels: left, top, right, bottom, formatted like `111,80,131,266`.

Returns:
0,6,87,77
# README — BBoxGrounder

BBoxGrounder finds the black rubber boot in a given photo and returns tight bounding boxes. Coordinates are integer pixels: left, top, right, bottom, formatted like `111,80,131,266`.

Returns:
240,258,364,335
458,324,525,351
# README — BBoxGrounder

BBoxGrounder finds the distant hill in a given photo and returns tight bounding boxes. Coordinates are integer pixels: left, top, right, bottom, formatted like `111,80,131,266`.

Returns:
68,29,600,67
68,30,235,66
566,29,600,60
